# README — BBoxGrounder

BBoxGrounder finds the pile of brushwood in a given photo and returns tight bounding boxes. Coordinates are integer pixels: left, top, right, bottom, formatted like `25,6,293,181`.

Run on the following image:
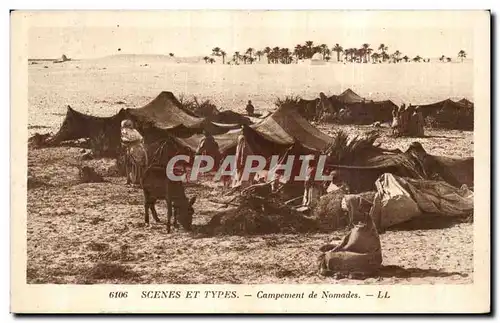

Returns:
203,182,319,236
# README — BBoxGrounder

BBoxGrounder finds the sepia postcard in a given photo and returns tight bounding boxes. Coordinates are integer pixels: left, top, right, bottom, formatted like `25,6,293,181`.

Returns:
11,10,490,314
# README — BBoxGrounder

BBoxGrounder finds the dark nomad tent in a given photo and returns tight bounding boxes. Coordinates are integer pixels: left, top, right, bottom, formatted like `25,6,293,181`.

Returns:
44,91,244,156
125,91,241,141
47,106,127,157
324,141,473,193
175,106,333,157
339,100,398,125
280,89,397,125
414,98,474,130
337,88,364,104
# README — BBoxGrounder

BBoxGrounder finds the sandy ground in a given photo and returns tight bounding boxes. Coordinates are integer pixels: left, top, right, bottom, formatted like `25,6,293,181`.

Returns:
26,57,474,284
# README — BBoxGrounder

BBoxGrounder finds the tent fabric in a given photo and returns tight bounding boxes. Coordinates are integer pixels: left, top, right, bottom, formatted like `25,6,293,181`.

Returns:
125,91,206,131
174,107,333,155
46,92,245,156
47,106,126,157
324,142,473,193
369,173,474,231
416,99,456,118
126,92,242,139
456,98,474,108
414,98,474,130
338,89,364,104
206,110,253,126
173,131,241,154
339,100,398,124
251,107,332,151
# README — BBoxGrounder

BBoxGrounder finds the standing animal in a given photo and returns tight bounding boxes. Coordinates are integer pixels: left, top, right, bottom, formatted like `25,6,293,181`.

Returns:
141,165,196,233
141,137,196,233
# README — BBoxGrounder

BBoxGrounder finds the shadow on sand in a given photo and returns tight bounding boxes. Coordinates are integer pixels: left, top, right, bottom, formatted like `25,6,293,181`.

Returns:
334,265,468,281
377,265,468,279
422,135,465,139
386,215,472,231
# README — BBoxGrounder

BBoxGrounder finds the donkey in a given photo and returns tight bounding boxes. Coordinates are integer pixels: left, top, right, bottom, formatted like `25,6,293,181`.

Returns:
141,165,196,233
140,137,196,233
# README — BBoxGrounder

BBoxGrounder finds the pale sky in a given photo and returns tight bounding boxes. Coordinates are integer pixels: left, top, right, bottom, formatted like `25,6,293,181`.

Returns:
26,11,476,59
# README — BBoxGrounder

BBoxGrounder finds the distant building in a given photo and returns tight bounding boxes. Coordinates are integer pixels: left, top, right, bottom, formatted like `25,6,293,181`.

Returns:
310,53,325,65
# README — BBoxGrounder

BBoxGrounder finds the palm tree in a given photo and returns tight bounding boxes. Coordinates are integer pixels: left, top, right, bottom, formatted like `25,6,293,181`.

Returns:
272,47,280,64
325,56,331,62
209,58,215,64
282,48,292,64
212,47,221,57
362,44,371,63
392,50,401,63
332,44,343,62
294,44,303,60
412,55,422,62
263,47,271,63
371,52,380,63
319,44,329,59
458,50,467,62
446,57,452,62
211,47,222,63
255,50,263,61
203,56,209,64
382,52,390,63
366,48,373,62
305,41,314,58
439,55,445,62
344,48,351,62
220,51,226,64
350,48,358,62
246,48,254,60
378,44,388,62
402,55,409,62
233,51,241,64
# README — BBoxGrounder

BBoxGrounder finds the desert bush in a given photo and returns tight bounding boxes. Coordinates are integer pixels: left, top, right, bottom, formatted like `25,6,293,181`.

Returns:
323,130,381,164
87,241,110,252
27,176,52,190
274,95,301,109
178,94,219,117
84,262,138,280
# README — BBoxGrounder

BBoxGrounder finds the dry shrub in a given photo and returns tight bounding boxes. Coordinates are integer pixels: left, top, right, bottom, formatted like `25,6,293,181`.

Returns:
27,176,52,190
79,166,105,183
324,130,381,164
28,133,52,149
204,201,318,236
89,216,106,225
87,241,110,252
85,158,123,177
84,262,138,280
89,244,136,262
312,190,347,231
178,94,219,117
274,95,301,108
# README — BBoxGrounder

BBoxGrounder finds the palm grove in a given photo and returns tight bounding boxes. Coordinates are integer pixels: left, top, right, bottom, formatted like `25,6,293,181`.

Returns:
203,41,467,64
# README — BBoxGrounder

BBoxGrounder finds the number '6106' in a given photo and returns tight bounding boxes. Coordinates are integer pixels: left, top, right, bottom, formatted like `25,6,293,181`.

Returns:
109,291,128,298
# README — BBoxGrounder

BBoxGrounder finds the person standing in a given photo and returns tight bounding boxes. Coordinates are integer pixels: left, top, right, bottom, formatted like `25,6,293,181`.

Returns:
245,100,255,116
413,106,425,137
398,104,407,135
121,119,147,186
391,105,400,136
